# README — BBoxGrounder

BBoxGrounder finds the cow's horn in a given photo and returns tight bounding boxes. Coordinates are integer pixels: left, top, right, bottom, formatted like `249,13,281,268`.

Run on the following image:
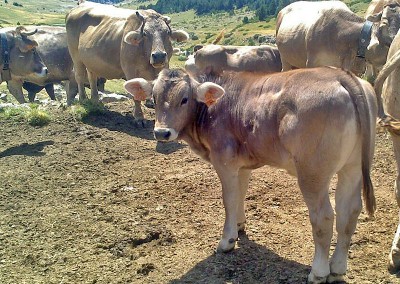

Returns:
20,29,38,37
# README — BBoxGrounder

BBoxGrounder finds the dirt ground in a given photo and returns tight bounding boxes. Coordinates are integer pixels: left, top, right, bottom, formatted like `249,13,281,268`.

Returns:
1,98,400,284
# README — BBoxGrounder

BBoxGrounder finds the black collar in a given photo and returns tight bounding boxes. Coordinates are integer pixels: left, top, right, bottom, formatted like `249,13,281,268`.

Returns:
357,21,373,58
0,33,10,70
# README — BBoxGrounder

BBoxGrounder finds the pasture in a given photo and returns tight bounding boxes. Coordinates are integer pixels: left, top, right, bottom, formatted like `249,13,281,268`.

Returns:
2,0,400,283
0,98,400,283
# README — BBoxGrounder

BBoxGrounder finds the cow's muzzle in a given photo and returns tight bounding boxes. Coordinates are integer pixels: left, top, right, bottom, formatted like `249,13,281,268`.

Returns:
154,127,178,141
35,66,48,78
151,51,167,68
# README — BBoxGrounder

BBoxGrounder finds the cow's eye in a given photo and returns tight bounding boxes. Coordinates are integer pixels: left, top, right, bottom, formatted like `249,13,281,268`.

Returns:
181,97,188,105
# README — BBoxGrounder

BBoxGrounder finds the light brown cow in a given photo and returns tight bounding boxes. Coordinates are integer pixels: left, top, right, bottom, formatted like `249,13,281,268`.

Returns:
0,27,47,92
185,44,282,77
65,0,188,124
373,29,400,275
124,67,377,283
276,1,400,75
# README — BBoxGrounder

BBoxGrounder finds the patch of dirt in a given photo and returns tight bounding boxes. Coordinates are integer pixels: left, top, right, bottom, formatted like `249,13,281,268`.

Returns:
0,100,399,284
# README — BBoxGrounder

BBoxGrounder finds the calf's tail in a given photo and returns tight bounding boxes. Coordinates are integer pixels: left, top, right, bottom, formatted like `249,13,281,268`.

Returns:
343,71,376,216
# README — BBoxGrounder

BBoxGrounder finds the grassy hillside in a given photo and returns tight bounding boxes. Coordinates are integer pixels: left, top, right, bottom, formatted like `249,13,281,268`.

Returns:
0,0,372,94
0,0,75,26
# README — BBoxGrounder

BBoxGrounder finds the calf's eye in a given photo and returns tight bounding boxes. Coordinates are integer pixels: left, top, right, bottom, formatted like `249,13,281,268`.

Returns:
181,97,188,105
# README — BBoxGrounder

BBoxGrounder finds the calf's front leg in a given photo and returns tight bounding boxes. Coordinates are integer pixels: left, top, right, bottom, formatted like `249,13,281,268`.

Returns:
214,164,243,252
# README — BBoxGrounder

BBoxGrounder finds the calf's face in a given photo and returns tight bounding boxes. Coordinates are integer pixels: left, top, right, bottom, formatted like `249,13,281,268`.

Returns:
124,69,225,141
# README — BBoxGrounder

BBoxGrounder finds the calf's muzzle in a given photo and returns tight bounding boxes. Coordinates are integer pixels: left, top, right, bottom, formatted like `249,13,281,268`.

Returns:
154,127,173,141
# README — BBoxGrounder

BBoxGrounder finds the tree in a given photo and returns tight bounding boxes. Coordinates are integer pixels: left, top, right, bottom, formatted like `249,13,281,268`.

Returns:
242,16,249,24
256,5,267,21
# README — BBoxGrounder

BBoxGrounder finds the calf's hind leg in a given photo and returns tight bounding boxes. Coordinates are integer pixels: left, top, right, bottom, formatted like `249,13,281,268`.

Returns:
297,173,333,284
237,169,251,232
328,164,362,283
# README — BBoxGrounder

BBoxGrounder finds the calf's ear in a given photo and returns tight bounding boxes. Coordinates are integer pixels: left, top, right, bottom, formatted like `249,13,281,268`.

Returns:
196,82,225,107
124,31,143,46
171,30,189,43
124,78,152,101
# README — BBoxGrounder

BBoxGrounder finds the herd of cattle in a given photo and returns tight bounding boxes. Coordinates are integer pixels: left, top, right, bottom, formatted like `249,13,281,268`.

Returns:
3,0,400,283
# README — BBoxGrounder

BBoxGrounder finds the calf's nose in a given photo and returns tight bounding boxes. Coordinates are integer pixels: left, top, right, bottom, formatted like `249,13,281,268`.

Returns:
154,128,171,141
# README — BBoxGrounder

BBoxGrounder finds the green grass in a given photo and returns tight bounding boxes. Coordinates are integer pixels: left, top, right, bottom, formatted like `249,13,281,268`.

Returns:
0,104,51,126
69,100,106,121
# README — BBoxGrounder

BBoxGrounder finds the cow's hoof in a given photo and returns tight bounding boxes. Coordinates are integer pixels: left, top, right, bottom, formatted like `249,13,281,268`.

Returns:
216,238,236,253
133,118,146,128
144,98,155,109
237,222,246,232
327,273,345,283
308,272,328,284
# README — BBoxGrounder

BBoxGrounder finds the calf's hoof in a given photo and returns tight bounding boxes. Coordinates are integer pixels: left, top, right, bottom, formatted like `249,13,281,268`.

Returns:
327,273,345,283
216,238,236,253
388,250,400,274
308,272,328,284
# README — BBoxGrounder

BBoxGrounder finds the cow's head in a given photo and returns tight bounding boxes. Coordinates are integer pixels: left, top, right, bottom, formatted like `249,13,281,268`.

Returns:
368,1,400,47
4,27,47,79
124,69,224,141
123,10,189,69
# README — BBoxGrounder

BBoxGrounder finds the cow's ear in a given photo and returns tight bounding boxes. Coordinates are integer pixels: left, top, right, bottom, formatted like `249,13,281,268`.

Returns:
367,12,382,22
17,37,38,52
124,31,143,46
170,30,189,43
124,78,152,101
196,82,225,107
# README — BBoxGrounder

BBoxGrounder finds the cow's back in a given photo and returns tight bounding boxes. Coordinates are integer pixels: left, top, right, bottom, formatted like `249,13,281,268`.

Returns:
66,2,133,78
276,1,358,70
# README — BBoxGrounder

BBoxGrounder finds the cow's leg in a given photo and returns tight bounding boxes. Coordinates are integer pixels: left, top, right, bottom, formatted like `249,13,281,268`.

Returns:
298,174,333,284
328,164,362,283
7,80,26,104
87,70,99,102
73,62,87,102
45,84,56,100
27,91,36,103
388,136,400,274
237,169,251,232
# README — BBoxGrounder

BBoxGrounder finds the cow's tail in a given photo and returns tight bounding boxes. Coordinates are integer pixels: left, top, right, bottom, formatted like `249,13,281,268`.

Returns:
374,49,400,135
343,70,376,216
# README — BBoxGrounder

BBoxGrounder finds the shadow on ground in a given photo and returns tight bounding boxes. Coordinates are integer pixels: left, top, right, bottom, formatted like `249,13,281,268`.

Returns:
82,109,155,140
170,232,311,284
0,140,54,158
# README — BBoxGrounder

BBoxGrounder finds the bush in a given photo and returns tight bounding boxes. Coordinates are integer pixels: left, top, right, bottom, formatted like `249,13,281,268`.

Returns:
70,100,106,120
12,2,22,7
25,108,51,126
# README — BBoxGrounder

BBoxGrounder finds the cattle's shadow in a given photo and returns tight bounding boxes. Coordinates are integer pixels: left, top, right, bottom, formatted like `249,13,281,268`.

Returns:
82,109,155,140
82,109,186,154
170,231,311,284
0,140,54,158
155,141,186,154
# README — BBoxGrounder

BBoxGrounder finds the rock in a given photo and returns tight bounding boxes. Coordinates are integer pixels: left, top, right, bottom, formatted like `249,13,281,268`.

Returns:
100,93,130,103
0,93,7,102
